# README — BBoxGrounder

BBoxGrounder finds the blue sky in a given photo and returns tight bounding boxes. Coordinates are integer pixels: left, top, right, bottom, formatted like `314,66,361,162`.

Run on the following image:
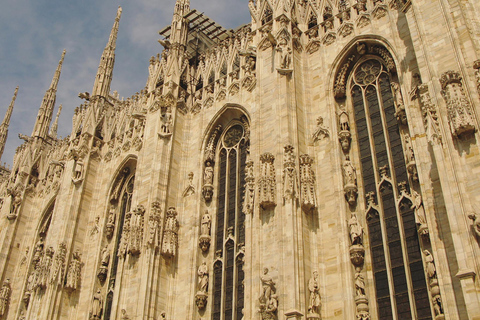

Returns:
0,0,251,167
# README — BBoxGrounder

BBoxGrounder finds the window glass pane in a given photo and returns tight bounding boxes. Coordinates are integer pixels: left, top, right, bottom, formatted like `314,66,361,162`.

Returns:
216,150,227,251
227,150,237,232
213,262,223,320
224,243,235,320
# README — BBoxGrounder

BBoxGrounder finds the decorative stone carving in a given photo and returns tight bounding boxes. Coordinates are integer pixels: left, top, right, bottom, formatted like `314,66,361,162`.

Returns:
283,145,298,201
355,274,370,320
199,210,211,252
121,309,130,320
417,84,442,144
72,157,84,185
195,262,209,310
50,242,67,285
35,246,54,290
403,135,418,182
348,213,363,246
312,116,329,143
65,250,82,292
334,55,356,99
6,186,22,220
127,205,145,255
90,216,100,237
32,237,45,268
338,111,351,152
259,268,277,320
423,250,444,318
147,202,161,250
440,70,476,138
391,81,407,125
97,245,110,282
474,60,480,94
158,106,173,138
90,289,103,320
202,160,214,202
243,158,255,215
299,154,317,212
0,279,11,318
105,204,116,239
161,207,179,258
343,156,358,206
307,271,321,319
411,190,429,237
276,35,292,74
468,213,480,239
259,153,276,209
182,172,195,197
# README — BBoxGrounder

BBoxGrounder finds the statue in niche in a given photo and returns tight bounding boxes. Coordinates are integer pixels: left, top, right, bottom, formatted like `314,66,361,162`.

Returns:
355,272,366,296
0,279,11,317
8,187,22,219
424,250,436,280
468,213,480,239
204,160,214,185
65,250,82,292
411,190,428,226
72,157,84,184
433,296,444,316
244,56,256,76
391,82,407,125
307,271,321,317
128,205,145,255
348,213,363,246
90,216,100,237
159,107,173,138
90,289,103,320
277,37,292,71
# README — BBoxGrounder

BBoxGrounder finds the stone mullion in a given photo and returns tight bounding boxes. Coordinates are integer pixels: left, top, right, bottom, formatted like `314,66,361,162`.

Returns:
405,1,480,317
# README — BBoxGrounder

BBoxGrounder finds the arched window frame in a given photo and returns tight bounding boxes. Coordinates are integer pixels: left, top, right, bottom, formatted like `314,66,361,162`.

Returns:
209,118,249,320
343,54,433,319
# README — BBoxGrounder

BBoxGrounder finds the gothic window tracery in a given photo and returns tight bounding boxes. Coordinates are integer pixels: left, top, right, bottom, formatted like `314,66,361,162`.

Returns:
103,162,136,320
347,57,431,319
211,120,248,320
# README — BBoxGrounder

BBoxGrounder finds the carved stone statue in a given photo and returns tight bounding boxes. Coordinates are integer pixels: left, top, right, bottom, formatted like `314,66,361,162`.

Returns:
424,250,436,280
308,271,321,317
243,159,255,215
348,213,363,246
299,154,317,212
0,279,11,317
411,190,428,233
97,245,110,282
259,268,275,304
468,213,480,238
283,145,298,201
90,289,103,320
201,210,211,236
32,237,45,267
312,116,330,143
72,157,84,184
276,36,292,71
159,107,173,137
391,82,407,125
203,160,214,202
105,204,116,239
343,156,358,206
355,272,366,296
195,262,209,309
35,246,54,290
65,250,82,292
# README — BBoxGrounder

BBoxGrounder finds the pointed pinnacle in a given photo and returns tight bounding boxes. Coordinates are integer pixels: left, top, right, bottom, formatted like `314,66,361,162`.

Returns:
2,86,18,126
50,49,66,90
107,6,122,49
49,104,63,137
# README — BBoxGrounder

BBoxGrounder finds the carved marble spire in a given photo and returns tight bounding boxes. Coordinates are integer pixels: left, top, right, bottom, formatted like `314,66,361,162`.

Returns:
0,86,18,160
49,104,62,138
91,6,122,98
32,50,65,138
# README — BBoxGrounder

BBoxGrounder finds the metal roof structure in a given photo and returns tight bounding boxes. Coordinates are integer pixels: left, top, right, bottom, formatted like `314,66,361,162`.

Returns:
159,9,232,43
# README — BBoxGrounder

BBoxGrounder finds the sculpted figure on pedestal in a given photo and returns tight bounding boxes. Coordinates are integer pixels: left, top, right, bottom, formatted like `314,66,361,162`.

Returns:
65,250,82,292
355,273,366,296
468,213,480,239
348,213,363,246
0,279,11,317
308,271,321,317
90,289,103,320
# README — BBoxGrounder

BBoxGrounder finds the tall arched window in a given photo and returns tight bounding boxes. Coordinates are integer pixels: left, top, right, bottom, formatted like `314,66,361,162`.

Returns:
349,58,431,319
211,121,248,320
104,164,136,320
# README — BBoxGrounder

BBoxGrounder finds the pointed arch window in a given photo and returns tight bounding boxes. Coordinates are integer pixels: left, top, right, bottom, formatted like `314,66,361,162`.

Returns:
348,58,431,319
103,164,136,320
211,121,248,320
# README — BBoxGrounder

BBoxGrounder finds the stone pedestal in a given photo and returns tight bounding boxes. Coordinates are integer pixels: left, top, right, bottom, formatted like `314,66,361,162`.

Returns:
198,235,211,252
285,309,304,320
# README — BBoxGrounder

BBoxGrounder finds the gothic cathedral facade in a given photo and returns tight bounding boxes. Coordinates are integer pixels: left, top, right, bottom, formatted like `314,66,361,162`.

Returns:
0,0,480,319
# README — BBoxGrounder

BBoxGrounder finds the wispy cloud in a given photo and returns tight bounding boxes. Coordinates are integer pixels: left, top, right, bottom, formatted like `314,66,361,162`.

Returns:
0,0,251,166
